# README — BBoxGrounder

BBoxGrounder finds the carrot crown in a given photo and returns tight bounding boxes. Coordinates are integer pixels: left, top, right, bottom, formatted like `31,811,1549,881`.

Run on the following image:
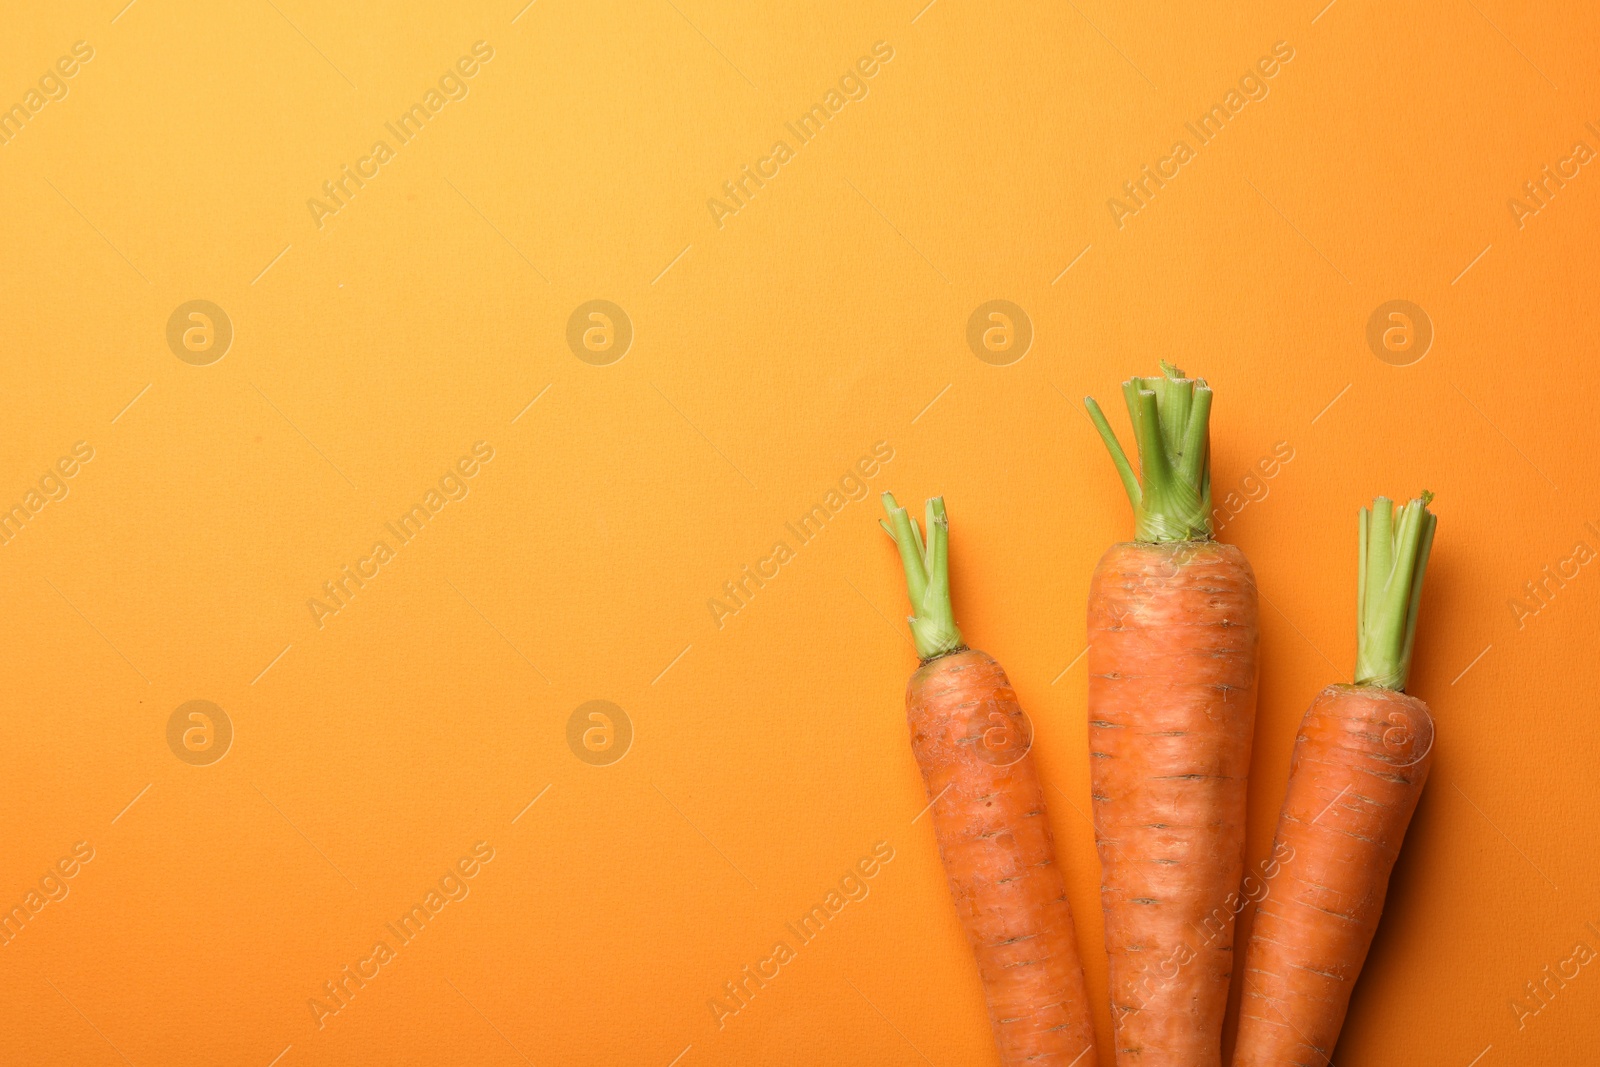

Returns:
1084,362,1213,542
1355,492,1438,691
879,493,965,661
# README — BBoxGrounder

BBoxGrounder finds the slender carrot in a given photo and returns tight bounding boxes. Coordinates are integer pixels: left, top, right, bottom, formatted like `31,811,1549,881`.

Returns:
881,493,1098,1067
1233,493,1438,1066
1084,364,1260,1066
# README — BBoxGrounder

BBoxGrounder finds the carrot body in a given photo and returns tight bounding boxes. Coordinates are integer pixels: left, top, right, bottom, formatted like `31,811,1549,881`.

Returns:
1087,541,1260,1066
1233,684,1434,1065
908,648,1098,1067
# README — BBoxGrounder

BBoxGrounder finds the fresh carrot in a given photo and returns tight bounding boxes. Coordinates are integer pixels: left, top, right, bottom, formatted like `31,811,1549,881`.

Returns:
1083,364,1260,1066
1233,492,1438,1066
881,493,1098,1067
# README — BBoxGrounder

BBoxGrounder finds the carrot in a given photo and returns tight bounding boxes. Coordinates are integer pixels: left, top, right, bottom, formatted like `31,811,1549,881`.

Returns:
881,493,1098,1067
1083,363,1260,1066
1233,492,1438,1066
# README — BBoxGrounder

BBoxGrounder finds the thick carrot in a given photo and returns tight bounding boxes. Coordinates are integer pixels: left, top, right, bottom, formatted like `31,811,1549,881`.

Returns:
1233,493,1438,1066
882,493,1098,1067
1084,364,1260,1066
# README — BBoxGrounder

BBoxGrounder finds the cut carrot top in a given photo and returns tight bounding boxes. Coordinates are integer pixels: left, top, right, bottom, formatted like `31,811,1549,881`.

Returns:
1085,362,1214,543
1355,492,1438,691
881,493,965,661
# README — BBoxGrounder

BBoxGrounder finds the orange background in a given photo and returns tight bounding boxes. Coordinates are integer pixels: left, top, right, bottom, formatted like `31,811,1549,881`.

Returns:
2,1,1597,1065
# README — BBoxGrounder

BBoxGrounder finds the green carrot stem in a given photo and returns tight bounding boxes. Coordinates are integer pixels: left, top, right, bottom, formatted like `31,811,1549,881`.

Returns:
1354,492,1438,690
880,493,965,661
1084,362,1214,542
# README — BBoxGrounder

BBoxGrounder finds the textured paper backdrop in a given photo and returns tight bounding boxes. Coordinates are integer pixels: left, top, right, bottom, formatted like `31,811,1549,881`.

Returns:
2,1,1597,1065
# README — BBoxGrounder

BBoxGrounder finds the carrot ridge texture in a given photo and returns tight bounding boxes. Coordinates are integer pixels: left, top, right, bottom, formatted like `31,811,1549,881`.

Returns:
908,650,1099,1066
1084,366,1259,1065
1232,684,1433,1065
1087,540,1260,1065
1233,493,1439,1065
882,493,1097,1067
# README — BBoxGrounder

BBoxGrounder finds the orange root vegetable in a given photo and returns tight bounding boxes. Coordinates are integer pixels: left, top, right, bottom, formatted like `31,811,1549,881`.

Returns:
882,493,1098,1067
1233,493,1438,1066
1084,366,1260,1066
